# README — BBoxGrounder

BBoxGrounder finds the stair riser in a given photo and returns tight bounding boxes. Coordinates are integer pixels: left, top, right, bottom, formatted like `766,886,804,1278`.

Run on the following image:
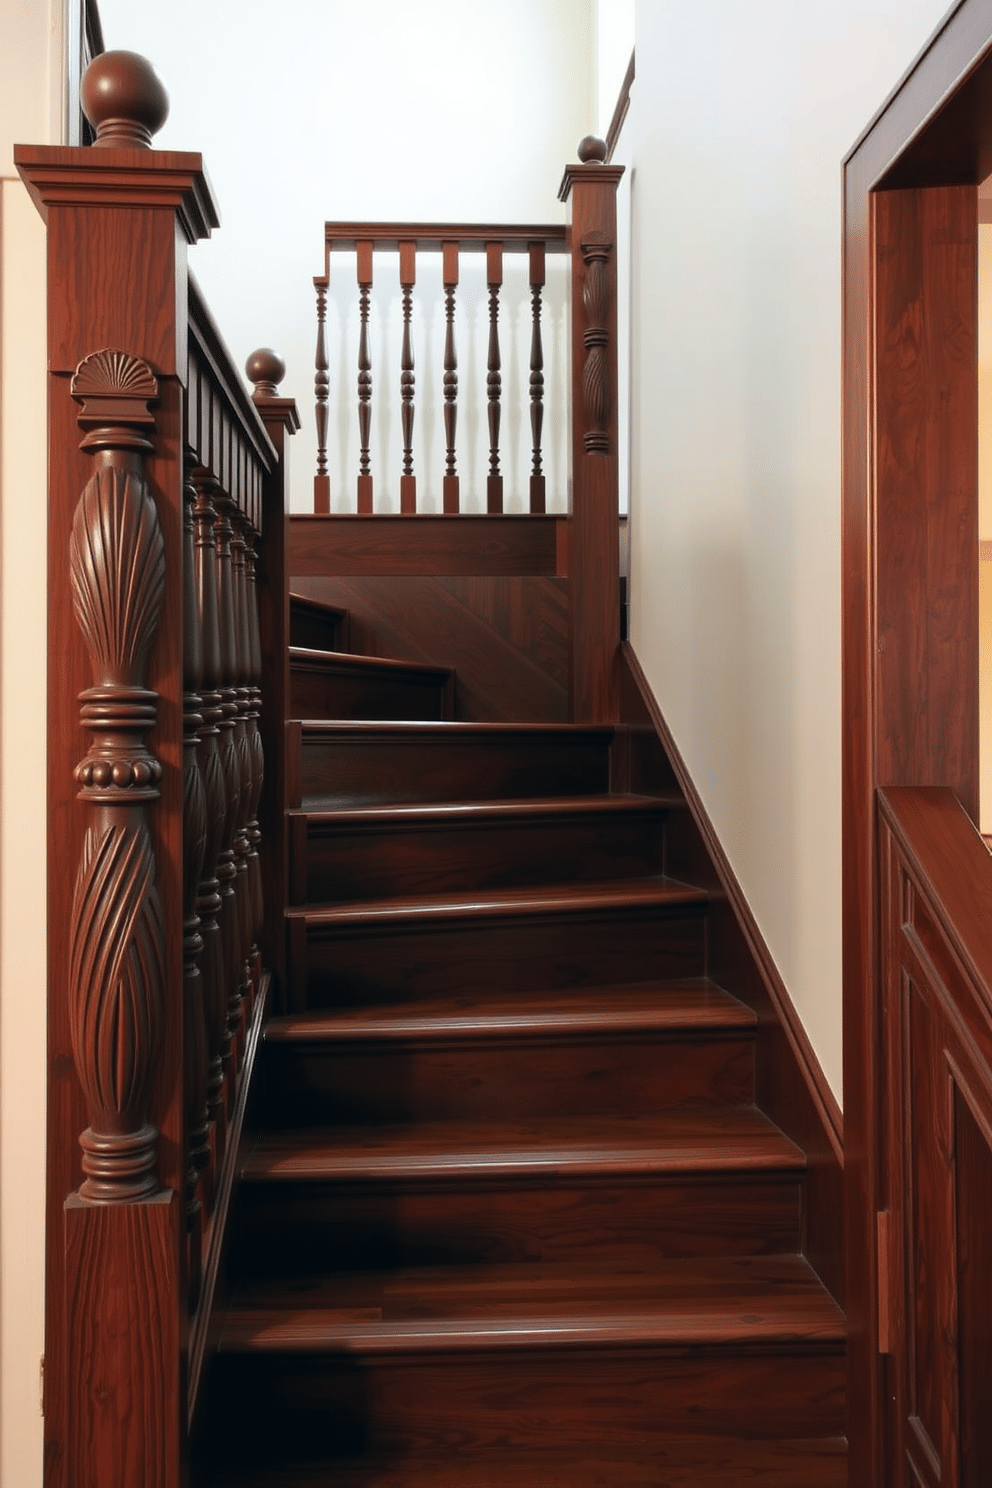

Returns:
291,907,708,1010
290,811,668,904
290,669,450,723
297,736,611,806
256,1035,755,1124
230,1177,804,1274
290,610,347,651
204,1349,846,1459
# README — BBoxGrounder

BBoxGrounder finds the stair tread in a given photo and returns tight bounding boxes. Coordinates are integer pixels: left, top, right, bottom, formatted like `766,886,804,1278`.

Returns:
242,1107,805,1183
264,981,757,1044
299,720,615,739
218,1255,844,1354
291,877,707,926
290,647,451,680
289,592,347,619
202,1437,849,1487
290,793,680,827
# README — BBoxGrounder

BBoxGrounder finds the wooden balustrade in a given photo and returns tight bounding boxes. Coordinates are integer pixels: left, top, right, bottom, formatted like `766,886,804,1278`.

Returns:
16,49,297,1487
312,224,568,515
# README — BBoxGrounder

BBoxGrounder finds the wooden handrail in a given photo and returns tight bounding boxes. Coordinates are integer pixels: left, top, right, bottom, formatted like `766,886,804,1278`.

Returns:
16,49,297,1486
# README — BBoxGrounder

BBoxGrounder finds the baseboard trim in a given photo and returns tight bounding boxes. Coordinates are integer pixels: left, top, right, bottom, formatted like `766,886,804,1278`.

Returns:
620,643,844,1299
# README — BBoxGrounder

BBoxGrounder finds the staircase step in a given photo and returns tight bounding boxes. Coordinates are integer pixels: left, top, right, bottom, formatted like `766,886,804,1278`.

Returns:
257,983,757,1124
288,879,709,1008
199,1437,849,1487
241,1108,805,1186
289,648,454,722
290,592,349,651
289,794,677,903
219,1255,845,1355
293,721,614,807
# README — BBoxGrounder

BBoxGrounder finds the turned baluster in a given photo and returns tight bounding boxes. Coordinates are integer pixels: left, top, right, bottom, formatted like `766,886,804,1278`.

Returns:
399,240,416,513
313,269,330,513
181,452,208,1310
357,240,373,513
442,241,460,513
529,242,546,514
486,242,503,513
229,510,254,1017
212,488,244,1078
244,526,265,972
191,467,229,1155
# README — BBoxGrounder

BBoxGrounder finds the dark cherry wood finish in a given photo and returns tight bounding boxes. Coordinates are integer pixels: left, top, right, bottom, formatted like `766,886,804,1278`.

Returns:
190,564,846,1481
842,8,992,1479
17,52,296,1487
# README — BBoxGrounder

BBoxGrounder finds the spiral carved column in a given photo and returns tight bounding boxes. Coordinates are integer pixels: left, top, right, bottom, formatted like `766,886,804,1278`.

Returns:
68,349,167,1203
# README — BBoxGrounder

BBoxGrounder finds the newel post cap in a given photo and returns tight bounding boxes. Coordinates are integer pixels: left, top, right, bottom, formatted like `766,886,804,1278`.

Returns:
577,136,608,164
246,348,286,402
81,51,170,149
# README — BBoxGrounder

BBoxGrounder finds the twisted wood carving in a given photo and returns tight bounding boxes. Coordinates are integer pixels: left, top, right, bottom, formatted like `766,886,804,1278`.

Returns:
69,349,166,1203
580,230,613,453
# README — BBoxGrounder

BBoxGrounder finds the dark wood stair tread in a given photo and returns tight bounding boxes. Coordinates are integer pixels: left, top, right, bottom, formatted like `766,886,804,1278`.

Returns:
264,981,757,1045
291,793,680,828
241,1108,805,1184
218,1255,844,1355
290,647,452,682
291,877,708,927
289,591,347,619
201,1437,848,1487
298,721,615,741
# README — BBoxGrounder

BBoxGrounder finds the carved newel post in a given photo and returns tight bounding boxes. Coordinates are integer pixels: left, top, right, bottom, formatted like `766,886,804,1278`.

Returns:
559,136,624,724
69,351,167,1200
17,47,219,1486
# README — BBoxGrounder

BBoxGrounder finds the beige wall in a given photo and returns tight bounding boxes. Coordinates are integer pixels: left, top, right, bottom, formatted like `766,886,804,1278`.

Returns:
628,0,950,1104
0,1,65,1483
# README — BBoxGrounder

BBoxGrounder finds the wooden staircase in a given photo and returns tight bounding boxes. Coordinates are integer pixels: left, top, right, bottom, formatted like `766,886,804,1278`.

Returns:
191,592,846,1486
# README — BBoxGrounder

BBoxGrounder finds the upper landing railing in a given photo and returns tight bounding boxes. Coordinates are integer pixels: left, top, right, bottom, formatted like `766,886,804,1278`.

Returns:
311,140,624,522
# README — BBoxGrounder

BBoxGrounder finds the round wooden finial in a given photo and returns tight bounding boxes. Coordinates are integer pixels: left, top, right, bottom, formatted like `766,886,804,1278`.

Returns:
246,348,286,401
81,51,169,148
577,135,608,164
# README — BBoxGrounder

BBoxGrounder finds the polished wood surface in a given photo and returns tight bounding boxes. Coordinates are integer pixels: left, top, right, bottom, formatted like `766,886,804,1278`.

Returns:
559,145,624,723
192,561,845,1483
288,514,565,576
841,9,992,1477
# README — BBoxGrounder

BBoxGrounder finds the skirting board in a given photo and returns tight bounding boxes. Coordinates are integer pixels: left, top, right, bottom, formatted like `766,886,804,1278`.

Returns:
620,643,845,1305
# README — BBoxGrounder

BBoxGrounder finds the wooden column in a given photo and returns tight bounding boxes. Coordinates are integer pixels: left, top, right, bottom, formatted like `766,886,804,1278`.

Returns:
16,50,219,1488
313,268,330,513
246,349,299,1008
399,242,417,513
442,242,460,514
559,137,624,724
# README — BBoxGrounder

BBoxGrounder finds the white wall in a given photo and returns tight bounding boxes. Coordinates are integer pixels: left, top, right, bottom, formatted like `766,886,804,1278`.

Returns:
98,0,596,511
0,2,65,1483
629,0,951,1104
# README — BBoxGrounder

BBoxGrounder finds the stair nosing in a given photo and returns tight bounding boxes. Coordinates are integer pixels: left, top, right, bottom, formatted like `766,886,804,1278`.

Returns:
289,646,451,681
289,793,680,829
289,878,708,929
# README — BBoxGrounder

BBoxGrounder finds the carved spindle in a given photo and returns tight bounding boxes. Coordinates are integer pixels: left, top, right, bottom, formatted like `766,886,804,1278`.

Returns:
399,241,416,514
229,510,254,1016
486,241,503,513
529,242,546,514
181,453,208,1308
244,526,265,967
191,468,229,1144
357,240,373,514
212,489,244,1077
314,272,330,513
580,229,612,453
79,49,169,149
442,242,460,514
68,349,166,1203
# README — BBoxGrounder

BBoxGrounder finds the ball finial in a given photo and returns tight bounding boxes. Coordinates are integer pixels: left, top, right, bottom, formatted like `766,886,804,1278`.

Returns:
80,51,169,149
577,135,608,164
246,348,286,401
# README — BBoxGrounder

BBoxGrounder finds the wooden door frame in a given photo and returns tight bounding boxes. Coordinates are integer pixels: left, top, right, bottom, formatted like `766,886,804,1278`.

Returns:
843,3,992,1480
